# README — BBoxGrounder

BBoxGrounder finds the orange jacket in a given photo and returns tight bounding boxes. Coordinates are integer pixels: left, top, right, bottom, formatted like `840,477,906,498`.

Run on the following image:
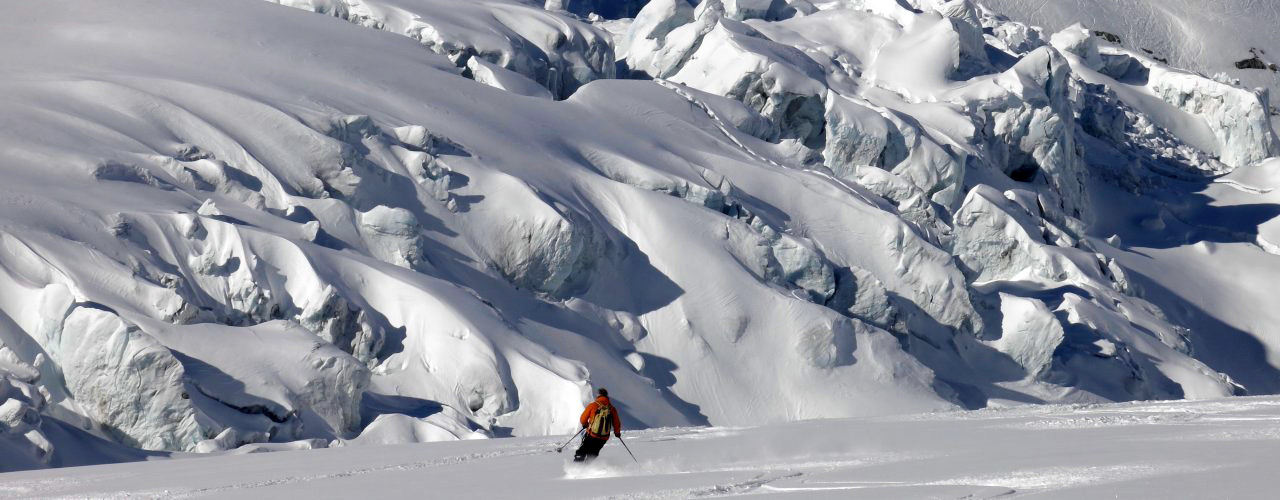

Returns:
580,396,622,439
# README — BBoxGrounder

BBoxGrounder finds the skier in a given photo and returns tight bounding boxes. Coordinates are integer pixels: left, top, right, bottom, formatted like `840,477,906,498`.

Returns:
574,388,622,462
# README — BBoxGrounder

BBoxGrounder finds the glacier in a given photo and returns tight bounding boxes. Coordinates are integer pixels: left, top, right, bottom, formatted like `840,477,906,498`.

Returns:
0,0,1278,475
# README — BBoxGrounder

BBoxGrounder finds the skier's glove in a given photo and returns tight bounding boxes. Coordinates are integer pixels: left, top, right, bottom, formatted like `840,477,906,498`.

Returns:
614,431,621,438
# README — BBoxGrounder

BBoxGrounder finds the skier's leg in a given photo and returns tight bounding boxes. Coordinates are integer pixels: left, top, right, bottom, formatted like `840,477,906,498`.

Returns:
574,435,605,462
584,436,606,459
573,435,597,462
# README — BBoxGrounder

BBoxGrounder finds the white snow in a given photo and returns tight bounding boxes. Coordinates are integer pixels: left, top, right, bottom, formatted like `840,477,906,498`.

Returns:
0,0,1279,487
1,396,1279,498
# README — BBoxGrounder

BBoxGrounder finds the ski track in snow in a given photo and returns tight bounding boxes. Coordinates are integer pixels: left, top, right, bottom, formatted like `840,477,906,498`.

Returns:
1213,178,1274,195
604,471,805,499
922,464,1174,493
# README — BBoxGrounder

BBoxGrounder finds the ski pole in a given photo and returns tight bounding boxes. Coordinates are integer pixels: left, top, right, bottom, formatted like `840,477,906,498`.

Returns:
555,428,586,453
617,435,638,463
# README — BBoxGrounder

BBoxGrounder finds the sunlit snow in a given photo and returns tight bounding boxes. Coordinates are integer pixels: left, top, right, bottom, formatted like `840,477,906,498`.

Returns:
1,1,1279,494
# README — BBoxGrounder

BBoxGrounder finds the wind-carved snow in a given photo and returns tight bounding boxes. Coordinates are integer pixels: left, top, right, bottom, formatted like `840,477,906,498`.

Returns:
0,0,1278,472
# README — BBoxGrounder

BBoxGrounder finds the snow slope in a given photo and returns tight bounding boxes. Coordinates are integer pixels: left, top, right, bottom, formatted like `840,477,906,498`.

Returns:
1,0,1280,472
2,396,1279,498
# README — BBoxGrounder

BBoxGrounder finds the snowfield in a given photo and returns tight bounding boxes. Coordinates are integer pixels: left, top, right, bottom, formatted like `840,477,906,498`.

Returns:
2,0,1280,490
2,396,1280,498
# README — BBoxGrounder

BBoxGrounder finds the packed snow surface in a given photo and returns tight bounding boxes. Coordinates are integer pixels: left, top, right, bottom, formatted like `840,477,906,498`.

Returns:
2,0,1280,474
3,396,1280,498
